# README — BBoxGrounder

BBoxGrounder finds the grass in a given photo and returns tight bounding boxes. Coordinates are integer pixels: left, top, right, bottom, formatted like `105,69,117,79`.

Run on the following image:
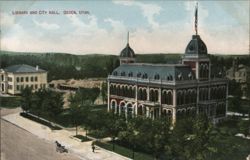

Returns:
74,135,91,142
20,112,62,130
0,96,21,108
208,136,250,160
87,130,108,139
95,141,153,160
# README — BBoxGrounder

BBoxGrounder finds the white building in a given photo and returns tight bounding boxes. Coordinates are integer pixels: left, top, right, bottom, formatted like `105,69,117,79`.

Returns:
0,64,48,95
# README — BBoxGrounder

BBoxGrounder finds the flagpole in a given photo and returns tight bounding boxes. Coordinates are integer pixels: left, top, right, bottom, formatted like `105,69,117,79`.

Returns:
195,3,198,35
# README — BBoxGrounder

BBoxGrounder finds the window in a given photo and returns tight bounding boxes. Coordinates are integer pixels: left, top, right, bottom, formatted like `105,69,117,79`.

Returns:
128,72,133,77
177,73,183,80
137,72,141,78
121,72,126,76
154,74,160,80
31,85,33,89
35,84,38,89
16,77,19,82
35,76,38,81
142,73,148,79
31,77,34,82
21,77,24,82
8,85,13,89
113,71,118,76
1,75,4,81
17,85,20,91
8,77,12,82
21,85,24,90
188,72,193,80
26,77,29,82
167,75,173,81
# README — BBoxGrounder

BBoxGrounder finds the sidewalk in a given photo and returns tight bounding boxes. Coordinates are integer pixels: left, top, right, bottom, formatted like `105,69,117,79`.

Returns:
2,113,130,160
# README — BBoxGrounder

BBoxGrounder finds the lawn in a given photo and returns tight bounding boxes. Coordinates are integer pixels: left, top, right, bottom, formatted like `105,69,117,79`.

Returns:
20,112,62,130
74,135,91,142
208,136,250,160
0,96,21,108
95,141,153,160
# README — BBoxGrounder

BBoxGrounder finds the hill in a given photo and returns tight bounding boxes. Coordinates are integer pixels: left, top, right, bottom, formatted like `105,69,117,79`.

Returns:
1,50,249,81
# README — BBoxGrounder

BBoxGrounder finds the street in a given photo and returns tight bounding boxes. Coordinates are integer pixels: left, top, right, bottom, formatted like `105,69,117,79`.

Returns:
0,108,82,160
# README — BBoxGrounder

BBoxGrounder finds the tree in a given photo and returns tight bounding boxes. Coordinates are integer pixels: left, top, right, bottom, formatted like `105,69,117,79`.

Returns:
101,82,107,104
20,87,32,112
88,87,100,104
69,103,83,136
68,91,90,136
188,115,214,160
151,118,171,159
168,117,194,159
238,117,250,137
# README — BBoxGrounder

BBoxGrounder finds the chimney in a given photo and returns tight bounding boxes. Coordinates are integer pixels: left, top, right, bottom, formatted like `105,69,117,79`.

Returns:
36,65,39,71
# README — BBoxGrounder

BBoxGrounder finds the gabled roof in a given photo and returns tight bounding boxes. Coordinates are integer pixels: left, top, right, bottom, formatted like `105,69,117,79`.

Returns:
3,64,46,73
112,63,195,81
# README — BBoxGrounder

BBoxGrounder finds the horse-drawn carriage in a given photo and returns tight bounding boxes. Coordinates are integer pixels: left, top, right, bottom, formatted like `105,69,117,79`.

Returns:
55,141,68,153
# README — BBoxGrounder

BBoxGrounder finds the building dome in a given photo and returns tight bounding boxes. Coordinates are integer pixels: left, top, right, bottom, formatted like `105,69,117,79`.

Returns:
120,43,135,58
185,35,207,55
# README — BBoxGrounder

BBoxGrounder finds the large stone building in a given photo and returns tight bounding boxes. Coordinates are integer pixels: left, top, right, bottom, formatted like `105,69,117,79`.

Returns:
0,64,47,95
107,7,228,124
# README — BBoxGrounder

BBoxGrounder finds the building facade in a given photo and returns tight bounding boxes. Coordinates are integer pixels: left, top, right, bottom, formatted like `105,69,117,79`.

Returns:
0,64,47,95
226,58,250,98
107,33,228,124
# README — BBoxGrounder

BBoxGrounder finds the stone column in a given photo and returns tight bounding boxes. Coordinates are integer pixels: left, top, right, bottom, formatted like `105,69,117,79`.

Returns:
119,104,121,115
146,107,150,118
196,61,199,80
147,86,150,101
125,105,128,119
172,89,177,124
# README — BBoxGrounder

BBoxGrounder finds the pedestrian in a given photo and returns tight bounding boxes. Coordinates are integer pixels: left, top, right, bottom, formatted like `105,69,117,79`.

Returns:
92,144,95,152
91,141,95,153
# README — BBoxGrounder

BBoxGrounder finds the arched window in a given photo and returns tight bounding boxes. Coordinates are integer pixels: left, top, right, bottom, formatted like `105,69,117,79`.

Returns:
150,89,154,101
117,86,121,96
142,89,147,100
166,91,173,105
138,88,143,100
162,91,167,104
177,91,182,105
154,90,159,102
113,85,117,95
125,86,128,97
110,85,114,94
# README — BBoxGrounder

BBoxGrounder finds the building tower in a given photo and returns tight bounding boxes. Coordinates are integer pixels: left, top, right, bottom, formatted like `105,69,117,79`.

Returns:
119,32,136,65
182,3,210,81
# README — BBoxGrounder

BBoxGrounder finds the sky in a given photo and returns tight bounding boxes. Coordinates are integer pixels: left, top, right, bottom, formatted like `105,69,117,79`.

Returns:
0,0,249,55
